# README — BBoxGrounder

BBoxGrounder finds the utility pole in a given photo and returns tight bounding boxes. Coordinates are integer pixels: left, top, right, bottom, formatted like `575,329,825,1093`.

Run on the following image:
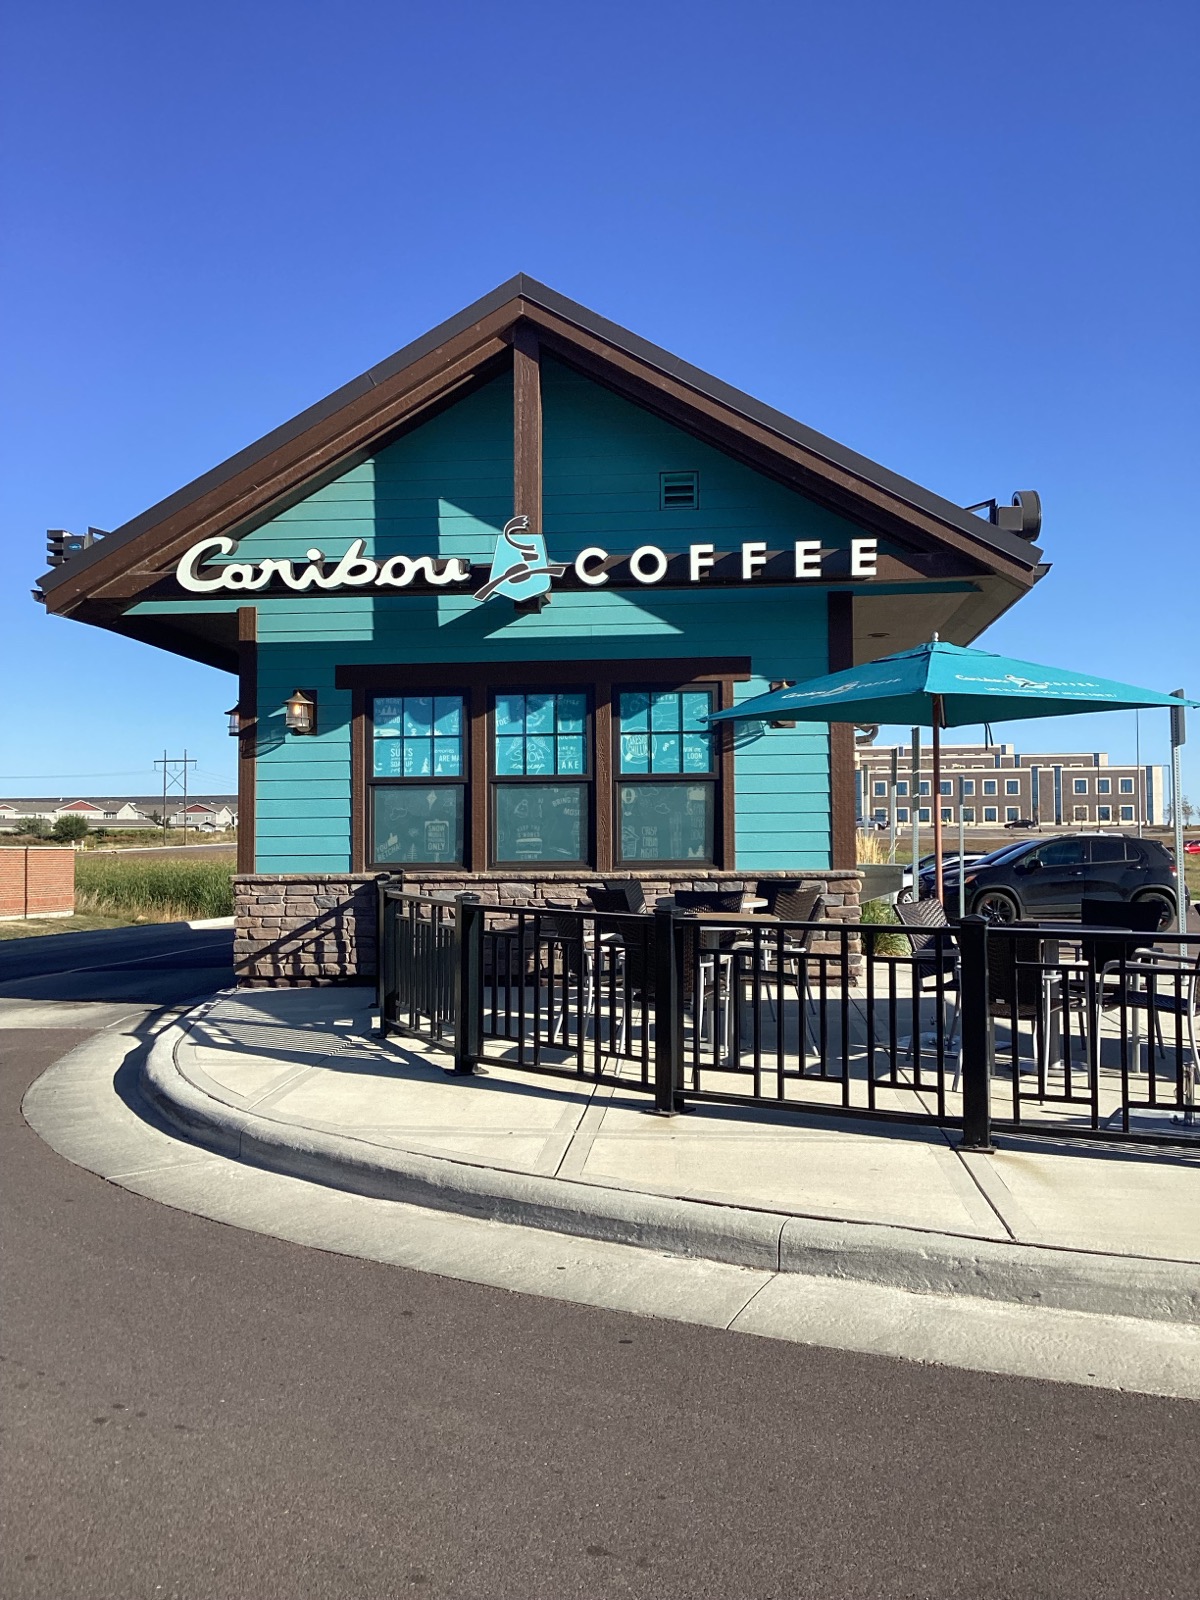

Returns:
153,751,197,845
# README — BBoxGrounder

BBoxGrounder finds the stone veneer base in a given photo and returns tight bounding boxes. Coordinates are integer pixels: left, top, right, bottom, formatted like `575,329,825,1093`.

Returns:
234,869,863,985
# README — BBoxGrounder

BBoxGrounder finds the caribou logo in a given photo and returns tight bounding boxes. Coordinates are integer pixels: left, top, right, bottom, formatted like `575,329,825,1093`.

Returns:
474,516,567,604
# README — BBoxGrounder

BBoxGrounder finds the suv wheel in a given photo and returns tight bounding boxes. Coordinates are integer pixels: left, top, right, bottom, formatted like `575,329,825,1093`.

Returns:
973,888,1020,924
1132,888,1175,929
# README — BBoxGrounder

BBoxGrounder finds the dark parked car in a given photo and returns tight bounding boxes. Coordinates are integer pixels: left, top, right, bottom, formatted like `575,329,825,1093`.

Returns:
922,833,1182,925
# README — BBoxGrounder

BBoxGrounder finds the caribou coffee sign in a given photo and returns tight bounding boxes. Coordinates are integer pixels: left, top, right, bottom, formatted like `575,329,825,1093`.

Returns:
175,518,879,601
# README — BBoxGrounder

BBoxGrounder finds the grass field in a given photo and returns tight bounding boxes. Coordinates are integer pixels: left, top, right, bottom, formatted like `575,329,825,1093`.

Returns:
74,854,234,922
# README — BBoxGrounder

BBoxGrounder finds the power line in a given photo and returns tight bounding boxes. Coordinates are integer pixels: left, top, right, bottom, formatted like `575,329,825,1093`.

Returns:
0,770,153,781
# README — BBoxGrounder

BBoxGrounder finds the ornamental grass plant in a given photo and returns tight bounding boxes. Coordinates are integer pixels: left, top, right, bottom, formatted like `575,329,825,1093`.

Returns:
75,855,234,922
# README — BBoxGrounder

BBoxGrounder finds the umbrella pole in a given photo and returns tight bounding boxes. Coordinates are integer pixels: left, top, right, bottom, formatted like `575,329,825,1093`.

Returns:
932,697,944,905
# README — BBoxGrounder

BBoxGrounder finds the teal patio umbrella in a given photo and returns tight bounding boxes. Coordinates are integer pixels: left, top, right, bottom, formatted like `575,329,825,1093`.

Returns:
710,638,1197,906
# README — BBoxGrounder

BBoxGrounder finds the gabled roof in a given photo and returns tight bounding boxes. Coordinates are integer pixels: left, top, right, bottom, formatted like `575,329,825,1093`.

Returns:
35,275,1046,669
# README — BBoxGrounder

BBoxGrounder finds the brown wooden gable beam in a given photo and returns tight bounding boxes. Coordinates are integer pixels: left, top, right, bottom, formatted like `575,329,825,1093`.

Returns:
512,323,542,535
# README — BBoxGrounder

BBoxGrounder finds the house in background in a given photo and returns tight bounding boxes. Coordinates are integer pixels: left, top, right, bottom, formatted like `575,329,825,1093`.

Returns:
0,796,237,832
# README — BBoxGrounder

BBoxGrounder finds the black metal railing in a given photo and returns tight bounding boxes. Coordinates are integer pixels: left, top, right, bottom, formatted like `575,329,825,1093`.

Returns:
378,887,1199,1146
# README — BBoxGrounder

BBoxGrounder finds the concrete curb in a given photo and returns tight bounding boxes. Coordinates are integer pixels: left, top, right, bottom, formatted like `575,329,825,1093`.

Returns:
140,1016,1200,1326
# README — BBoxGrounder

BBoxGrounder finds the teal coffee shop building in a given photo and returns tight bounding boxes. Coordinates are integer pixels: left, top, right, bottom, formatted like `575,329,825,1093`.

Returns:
35,277,1046,983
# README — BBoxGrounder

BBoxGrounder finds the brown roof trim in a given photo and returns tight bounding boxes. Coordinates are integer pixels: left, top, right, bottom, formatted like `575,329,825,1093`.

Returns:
38,274,1044,616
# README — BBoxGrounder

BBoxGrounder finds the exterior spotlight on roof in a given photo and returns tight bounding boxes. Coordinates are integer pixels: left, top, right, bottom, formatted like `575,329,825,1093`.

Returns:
964,491,1042,540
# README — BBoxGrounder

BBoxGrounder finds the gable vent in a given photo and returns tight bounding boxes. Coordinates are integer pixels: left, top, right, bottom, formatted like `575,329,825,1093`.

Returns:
660,470,699,510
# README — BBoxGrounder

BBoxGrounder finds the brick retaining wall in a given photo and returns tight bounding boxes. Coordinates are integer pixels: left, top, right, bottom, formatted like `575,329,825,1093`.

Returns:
234,869,861,985
0,848,75,921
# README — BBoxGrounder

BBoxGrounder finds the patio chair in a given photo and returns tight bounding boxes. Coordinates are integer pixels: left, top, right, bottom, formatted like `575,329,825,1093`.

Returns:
1057,901,1168,1074
986,931,1061,1083
584,881,647,914
1076,901,1199,1084
671,890,745,1061
893,898,962,1077
537,910,622,1047
738,885,826,1049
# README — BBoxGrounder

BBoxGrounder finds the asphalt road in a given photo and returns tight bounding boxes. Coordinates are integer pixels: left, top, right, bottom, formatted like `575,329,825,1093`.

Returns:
2,927,1198,1600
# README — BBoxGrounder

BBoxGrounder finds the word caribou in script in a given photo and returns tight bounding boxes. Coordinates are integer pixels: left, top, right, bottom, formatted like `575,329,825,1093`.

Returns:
175,536,472,593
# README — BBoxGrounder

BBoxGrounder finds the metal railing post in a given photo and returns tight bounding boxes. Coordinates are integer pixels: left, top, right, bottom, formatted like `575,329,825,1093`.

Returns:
653,905,684,1114
377,880,397,1038
453,893,482,1076
957,913,994,1151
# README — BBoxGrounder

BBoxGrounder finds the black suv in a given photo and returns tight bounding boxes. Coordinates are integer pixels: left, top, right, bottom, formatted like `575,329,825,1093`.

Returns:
923,833,1182,925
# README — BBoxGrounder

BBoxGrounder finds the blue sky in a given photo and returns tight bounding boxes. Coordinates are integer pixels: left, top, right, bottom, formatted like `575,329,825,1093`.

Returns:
2,0,1196,801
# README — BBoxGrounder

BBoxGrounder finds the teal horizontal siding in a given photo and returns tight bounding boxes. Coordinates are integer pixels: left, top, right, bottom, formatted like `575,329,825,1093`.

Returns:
128,362,856,873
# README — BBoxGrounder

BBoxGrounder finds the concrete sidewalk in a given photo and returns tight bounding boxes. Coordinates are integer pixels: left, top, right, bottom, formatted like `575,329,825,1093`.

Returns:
139,987,1200,1325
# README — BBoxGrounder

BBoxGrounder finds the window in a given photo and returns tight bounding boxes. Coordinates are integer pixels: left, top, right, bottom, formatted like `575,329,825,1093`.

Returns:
873,781,887,797
983,779,997,795
1072,805,1088,821
616,688,716,864
1006,807,1019,822
941,807,952,823
1006,779,1021,795
492,692,590,864
962,806,975,823
918,807,931,823
1098,805,1112,822
873,808,887,823
896,807,909,823
660,470,699,510
895,781,908,797
1035,838,1087,867
1090,837,1125,862
1097,778,1111,794
919,780,930,796
983,806,998,822
1119,777,1135,794
1073,778,1088,795
1120,804,1135,821
961,779,975,796
939,780,952,796
371,694,466,865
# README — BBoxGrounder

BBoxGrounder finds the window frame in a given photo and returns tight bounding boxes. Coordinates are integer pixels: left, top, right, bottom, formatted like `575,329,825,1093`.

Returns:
367,689,471,869
345,658,748,875
489,689,595,869
613,682,722,869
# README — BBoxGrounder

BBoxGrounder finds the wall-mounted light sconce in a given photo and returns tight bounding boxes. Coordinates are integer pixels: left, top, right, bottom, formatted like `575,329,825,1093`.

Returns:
284,689,318,736
767,680,797,729
225,705,241,737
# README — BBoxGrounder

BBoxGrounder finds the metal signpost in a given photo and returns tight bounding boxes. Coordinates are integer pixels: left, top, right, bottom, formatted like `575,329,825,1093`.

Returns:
966,771,972,921
1171,691,1186,936
888,747,899,862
